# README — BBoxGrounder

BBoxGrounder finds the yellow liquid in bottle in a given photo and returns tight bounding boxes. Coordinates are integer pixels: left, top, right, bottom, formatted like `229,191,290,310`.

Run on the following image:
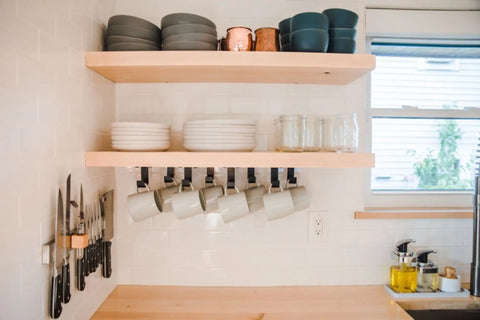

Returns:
390,263,417,293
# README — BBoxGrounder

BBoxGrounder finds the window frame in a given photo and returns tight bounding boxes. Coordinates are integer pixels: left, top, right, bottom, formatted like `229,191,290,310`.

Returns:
365,37,480,209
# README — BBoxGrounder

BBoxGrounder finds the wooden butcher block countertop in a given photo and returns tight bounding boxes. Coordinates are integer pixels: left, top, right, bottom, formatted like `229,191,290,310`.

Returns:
91,285,415,320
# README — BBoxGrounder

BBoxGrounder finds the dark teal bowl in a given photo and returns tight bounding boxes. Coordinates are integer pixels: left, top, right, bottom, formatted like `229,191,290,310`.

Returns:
281,43,291,51
329,27,356,39
327,37,355,53
280,33,290,45
291,12,329,32
290,29,329,52
323,8,358,28
278,18,291,35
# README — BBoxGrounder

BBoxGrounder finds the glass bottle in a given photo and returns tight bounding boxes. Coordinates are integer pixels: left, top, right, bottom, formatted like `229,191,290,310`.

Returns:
390,239,417,293
416,249,439,292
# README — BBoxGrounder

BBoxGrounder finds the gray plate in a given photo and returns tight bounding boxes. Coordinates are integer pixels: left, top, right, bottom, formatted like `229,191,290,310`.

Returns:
163,32,218,45
108,15,160,32
107,24,161,42
106,43,161,51
162,23,217,39
161,13,216,29
106,35,160,47
162,40,217,51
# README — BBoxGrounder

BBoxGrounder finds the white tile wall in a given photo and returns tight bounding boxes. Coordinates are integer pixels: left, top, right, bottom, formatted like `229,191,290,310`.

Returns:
113,0,477,288
0,0,116,319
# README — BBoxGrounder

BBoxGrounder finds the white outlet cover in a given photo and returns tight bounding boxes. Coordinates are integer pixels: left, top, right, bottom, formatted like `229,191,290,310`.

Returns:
309,211,328,242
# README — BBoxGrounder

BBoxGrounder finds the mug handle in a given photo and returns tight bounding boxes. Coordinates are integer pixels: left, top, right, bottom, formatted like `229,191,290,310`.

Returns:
178,182,194,193
223,185,240,195
137,183,151,193
267,183,283,194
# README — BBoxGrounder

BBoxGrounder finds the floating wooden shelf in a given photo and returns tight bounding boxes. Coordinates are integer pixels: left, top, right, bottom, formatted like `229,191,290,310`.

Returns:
85,51,375,84
355,208,473,219
85,151,375,168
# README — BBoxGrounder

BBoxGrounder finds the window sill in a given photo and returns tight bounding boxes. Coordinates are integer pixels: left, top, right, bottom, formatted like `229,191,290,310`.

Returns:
354,207,473,219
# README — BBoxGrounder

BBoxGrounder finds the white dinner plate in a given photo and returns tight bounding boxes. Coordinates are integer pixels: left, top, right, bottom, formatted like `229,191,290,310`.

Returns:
113,142,170,147
183,142,255,151
183,128,256,134
111,122,170,129
184,119,256,126
112,137,171,142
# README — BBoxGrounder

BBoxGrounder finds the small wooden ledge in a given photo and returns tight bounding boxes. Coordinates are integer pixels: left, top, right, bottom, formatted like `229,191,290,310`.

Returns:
355,207,473,219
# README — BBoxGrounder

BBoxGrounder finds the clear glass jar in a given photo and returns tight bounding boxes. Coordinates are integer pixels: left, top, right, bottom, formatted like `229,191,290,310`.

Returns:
323,113,358,152
303,115,320,151
275,115,303,152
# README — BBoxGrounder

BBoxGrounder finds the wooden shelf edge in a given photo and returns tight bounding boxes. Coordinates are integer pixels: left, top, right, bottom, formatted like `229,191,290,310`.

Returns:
85,51,375,84
85,151,375,168
355,208,473,219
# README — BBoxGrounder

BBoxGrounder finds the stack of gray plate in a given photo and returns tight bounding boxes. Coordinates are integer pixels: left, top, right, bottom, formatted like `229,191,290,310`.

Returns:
106,15,161,51
161,13,217,51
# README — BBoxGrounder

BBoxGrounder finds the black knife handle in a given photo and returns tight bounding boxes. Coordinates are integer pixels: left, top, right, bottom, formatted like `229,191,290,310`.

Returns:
102,241,112,278
76,258,85,291
84,246,90,277
50,274,62,319
90,245,96,273
62,263,71,303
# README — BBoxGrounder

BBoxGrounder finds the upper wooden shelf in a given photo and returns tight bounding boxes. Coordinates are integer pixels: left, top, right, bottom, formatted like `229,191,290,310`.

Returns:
85,151,375,168
85,51,375,84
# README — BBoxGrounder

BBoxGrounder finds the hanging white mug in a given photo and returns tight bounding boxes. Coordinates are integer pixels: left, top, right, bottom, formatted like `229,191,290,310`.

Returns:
262,184,295,221
217,186,250,223
171,182,204,219
127,184,162,222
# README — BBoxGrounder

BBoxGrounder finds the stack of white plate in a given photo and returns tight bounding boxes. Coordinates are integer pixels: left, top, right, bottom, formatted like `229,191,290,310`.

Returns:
111,122,170,151
183,119,257,151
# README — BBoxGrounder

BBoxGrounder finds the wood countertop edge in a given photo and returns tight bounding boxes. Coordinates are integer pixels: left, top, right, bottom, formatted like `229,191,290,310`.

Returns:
91,285,430,320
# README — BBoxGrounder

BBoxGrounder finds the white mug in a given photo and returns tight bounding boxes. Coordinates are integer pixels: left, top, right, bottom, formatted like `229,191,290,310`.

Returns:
262,184,295,221
157,180,179,213
199,181,224,212
244,184,266,212
127,184,162,222
171,183,204,219
287,185,309,211
217,186,250,223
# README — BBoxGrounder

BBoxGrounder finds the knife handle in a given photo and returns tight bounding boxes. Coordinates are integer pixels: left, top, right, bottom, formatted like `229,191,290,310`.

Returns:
96,240,102,269
90,245,96,273
84,246,90,277
50,274,62,319
102,241,112,278
76,257,86,291
62,263,71,303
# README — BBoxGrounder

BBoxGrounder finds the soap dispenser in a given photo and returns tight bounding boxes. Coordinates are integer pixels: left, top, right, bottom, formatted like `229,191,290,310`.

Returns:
390,239,417,293
416,249,439,292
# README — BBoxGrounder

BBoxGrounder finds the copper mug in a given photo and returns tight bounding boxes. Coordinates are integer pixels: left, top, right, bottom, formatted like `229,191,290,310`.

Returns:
226,26,253,51
254,27,280,51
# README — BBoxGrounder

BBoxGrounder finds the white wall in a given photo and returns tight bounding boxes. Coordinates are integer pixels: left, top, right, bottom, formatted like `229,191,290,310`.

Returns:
0,1,116,319
114,0,479,287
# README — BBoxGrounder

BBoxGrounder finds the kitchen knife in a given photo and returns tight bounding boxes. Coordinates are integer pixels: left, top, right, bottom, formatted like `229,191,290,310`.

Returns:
101,190,114,278
76,185,86,291
84,205,91,277
62,174,71,304
50,190,63,319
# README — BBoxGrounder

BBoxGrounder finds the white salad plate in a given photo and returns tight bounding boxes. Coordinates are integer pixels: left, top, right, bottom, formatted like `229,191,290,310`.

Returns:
184,119,256,126
111,122,170,129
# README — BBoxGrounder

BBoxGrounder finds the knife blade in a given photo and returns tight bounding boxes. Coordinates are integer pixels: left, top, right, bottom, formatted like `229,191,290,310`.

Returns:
62,174,71,304
76,185,86,291
50,190,63,319
101,190,114,278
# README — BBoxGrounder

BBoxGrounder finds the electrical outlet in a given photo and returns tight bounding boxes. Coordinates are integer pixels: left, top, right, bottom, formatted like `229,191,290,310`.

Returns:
309,211,327,242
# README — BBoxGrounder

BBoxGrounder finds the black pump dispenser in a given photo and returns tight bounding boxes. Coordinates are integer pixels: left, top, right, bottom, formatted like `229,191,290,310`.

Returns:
395,239,415,254
417,250,437,265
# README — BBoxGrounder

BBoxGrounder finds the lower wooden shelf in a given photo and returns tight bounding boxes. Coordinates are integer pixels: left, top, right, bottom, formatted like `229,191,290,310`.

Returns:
85,151,375,168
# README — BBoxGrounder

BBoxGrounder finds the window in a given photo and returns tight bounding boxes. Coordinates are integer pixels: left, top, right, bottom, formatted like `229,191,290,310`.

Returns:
370,41,480,192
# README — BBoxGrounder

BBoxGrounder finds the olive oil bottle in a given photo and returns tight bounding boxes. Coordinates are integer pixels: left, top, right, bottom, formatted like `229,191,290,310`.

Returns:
390,239,417,293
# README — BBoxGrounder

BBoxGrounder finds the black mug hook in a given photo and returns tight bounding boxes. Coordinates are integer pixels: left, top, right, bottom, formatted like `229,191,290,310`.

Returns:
182,167,193,189
270,168,280,189
227,168,235,189
137,167,149,189
164,167,175,184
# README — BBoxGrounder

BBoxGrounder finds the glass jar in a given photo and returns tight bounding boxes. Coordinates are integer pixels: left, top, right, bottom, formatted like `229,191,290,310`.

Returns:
303,115,320,151
323,113,358,152
343,113,358,152
275,115,303,152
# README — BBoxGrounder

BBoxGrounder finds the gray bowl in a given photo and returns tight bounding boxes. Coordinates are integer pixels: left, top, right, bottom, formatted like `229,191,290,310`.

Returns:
107,24,161,42
278,17,291,35
106,43,161,51
162,23,217,38
161,13,216,29
106,35,160,47
327,37,356,53
290,29,329,52
163,32,218,46
162,40,217,51
291,12,329,32
323,8,359,28
328,28,356,39
108,15,160,32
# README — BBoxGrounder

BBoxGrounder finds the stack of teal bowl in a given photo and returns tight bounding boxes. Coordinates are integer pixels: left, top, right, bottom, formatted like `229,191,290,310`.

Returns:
323,8,358,53
105,15,161,51
278,18,291,51
289,12,329,52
